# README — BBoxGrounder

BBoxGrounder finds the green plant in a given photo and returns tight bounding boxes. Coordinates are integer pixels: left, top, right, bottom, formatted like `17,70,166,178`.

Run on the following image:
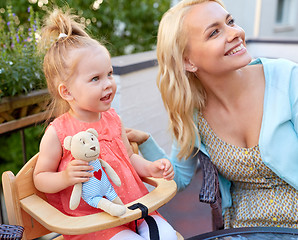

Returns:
0,125,44,176
0,0,171,57
0,5,46,99
87,0,171,56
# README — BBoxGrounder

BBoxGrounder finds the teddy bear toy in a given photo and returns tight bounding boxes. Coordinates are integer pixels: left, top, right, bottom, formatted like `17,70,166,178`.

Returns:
64,128,126,216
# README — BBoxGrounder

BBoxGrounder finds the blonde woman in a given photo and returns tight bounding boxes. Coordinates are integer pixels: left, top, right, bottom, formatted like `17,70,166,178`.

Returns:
127,0,298,230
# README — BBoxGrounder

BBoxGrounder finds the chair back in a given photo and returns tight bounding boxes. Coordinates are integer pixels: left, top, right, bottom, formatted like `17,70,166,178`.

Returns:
2,153,52,240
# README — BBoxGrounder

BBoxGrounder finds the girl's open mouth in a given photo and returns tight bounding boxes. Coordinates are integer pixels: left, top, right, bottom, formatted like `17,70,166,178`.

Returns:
100,93,111,101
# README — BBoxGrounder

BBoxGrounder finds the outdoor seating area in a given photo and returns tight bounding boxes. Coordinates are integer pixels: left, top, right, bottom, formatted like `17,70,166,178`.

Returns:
1,1,298,237
2,0,298,239
1,35,298,238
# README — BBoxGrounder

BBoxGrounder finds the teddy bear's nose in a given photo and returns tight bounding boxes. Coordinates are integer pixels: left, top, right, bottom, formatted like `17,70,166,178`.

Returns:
90,146,96,151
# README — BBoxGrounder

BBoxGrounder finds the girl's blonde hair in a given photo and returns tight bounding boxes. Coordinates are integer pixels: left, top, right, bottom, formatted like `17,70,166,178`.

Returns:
38,8,106,118
156,0,224,159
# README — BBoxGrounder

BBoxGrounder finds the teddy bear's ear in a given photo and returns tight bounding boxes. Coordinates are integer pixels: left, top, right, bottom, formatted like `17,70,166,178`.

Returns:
64,136,72,150
87,128,98,138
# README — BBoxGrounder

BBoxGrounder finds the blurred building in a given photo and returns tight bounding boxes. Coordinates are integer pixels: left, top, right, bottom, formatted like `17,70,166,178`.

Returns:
171,0,298,39
219,0,298,39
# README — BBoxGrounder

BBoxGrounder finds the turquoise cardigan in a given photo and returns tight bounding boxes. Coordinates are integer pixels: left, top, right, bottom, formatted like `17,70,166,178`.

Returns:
139,58,298,213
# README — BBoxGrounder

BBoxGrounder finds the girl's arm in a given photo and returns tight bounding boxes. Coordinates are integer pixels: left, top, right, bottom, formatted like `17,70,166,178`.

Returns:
122,123,174,180
33,125,93,193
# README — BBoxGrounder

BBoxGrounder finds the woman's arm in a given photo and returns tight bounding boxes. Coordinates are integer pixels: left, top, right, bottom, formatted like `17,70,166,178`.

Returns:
126,128,198,191
122,124,174,180
290,65,298,132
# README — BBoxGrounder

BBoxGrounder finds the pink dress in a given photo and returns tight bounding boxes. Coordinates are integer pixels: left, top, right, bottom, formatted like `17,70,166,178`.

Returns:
46,108,159,239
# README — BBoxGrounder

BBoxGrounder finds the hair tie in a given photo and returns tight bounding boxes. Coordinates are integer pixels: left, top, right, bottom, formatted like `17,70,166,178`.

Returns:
58,33,68,40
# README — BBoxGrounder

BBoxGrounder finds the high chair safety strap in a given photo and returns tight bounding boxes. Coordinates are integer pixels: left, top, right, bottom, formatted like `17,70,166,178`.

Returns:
128,203,160,240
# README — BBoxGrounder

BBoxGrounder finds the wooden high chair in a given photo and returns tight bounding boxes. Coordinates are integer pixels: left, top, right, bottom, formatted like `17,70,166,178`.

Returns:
2,146,184,239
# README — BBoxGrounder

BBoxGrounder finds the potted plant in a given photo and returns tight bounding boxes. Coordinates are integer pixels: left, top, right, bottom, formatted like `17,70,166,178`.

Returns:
0,5,49,134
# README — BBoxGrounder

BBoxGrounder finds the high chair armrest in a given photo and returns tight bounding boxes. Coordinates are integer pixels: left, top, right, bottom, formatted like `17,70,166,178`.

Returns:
20,177,177,235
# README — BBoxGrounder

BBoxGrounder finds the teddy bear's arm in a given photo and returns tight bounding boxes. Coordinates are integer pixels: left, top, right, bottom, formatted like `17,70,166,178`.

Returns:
69,182,82,210
99,159,121,187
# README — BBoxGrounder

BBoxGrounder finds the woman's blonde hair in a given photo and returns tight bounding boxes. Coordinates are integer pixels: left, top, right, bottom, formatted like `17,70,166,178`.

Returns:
38,7,106,118
156,0,224,159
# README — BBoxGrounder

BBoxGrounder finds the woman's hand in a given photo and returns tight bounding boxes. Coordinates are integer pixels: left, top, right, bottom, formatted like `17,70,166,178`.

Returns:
149,158,174,180
126,128,150,145
63,159,94,187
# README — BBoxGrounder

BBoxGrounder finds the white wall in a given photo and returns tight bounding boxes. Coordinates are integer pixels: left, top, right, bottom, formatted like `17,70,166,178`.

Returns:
111,51,172,154
223,0,298,39
223,0,256,38
247,41,298,63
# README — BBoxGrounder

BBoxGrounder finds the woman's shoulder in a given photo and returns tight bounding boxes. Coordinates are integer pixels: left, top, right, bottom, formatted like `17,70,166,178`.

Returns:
255,57,297,70
252,58,297,88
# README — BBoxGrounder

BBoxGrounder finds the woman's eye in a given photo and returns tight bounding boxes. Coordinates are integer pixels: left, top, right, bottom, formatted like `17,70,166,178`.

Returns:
228,18,235,25
91,76,99,82
209,29,219,38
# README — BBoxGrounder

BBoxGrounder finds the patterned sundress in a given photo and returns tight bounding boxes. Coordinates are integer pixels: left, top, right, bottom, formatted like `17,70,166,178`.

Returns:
198,114,298,229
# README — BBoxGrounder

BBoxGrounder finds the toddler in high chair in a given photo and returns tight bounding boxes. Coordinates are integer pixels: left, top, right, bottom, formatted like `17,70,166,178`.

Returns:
33,7,177,240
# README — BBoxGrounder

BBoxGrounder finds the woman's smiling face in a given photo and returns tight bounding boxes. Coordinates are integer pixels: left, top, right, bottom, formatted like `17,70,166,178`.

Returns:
183,1,252,76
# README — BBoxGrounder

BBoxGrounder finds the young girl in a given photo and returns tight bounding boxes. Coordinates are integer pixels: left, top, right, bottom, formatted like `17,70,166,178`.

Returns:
33,8,177,240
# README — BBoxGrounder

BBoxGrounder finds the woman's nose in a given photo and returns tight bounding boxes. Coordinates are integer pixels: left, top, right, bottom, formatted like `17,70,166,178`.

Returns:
226,25,243,42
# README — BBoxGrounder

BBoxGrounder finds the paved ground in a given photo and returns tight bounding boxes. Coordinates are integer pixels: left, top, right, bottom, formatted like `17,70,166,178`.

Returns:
158,168,213,239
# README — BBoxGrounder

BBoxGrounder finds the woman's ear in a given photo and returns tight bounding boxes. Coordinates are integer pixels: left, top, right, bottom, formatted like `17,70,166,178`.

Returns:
184,58,198,72
58,83,73,101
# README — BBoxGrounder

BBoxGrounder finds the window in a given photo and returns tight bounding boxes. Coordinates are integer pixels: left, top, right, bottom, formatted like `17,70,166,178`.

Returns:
275,0,297,26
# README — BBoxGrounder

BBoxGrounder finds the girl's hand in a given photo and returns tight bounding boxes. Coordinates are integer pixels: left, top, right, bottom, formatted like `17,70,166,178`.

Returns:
63,159,94,187
149,158,174,180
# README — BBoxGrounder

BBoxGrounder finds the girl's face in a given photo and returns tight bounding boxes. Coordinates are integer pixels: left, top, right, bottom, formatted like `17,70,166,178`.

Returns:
65,45,117,120
184,1,252,76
